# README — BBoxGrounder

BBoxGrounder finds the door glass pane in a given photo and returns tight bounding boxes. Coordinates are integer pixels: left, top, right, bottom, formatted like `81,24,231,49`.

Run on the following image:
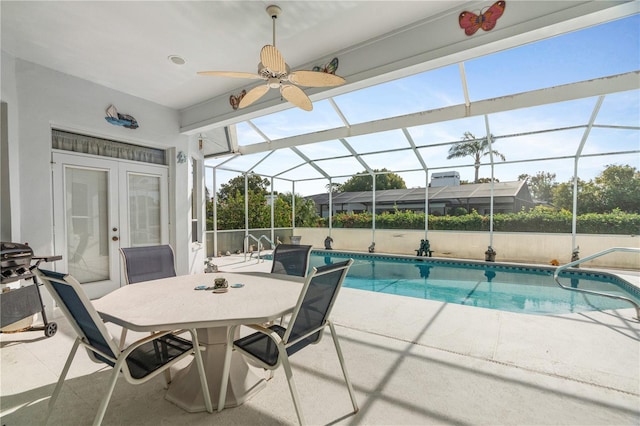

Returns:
65,168,109,283
129,174,161,246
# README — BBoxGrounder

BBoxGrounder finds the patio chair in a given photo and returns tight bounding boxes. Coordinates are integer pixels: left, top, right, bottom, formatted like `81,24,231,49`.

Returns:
218,259,358,425
270,243,313,277
35,268,212,426
119,245,177,350
120,244,176,284
269,243,313,327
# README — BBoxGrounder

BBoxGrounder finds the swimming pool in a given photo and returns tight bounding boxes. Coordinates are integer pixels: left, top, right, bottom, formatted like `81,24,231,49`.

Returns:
306,251,640,316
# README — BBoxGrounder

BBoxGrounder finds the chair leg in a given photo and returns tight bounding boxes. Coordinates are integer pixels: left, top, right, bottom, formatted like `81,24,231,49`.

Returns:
92,365,121,426
118,328,128,351
217,325,237,412
190,330,213,414
281,354,306,426
48,338,81,415
328,321,359,413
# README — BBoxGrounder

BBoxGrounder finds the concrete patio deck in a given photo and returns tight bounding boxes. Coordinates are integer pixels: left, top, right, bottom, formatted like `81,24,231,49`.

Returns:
2,255,639,425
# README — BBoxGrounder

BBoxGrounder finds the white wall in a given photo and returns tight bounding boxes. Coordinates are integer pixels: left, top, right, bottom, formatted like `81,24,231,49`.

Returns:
1,52,21,241
296,228,640,269
1,54,203,275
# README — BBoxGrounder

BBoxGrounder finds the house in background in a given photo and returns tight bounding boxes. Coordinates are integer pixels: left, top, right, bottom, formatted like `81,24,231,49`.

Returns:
306,180,535,217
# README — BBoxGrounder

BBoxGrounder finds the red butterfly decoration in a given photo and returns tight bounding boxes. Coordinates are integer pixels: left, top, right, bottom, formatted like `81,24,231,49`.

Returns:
229,90,246,110
459,1,506,36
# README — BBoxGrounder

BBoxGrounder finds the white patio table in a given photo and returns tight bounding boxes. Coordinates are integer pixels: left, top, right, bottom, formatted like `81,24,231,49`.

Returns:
93,271,303,413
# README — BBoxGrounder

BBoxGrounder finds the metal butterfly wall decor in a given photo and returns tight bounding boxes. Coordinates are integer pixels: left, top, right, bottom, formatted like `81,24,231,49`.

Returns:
459,1,506,36
312,57,339,75
229,90,247,110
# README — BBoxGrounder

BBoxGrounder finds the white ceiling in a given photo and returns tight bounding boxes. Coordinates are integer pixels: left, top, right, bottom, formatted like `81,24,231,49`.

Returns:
1,1,466,111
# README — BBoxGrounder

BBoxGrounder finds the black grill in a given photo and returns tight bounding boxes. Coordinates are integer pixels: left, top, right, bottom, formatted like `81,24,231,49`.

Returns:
1,242,35,284
1,242,61,337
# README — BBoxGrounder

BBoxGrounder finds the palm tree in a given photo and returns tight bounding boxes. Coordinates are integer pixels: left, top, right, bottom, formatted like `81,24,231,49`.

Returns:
447,131,506,183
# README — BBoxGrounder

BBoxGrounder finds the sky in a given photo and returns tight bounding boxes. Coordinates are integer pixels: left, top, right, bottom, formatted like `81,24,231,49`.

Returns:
206,14,639,197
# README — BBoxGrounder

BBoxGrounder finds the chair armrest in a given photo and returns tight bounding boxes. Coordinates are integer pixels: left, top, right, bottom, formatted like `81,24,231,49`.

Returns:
243,323,285,344
119,329,185,358
244,323,272,333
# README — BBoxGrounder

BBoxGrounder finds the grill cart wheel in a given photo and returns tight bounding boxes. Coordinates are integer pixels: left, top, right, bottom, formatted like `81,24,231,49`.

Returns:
45,321,57,337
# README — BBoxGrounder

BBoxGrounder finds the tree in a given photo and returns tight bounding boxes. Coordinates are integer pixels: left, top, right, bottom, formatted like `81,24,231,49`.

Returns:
325,182,342,193
518,171,557,203
596,164,640,213
275,192,319,227
215,173,270,230
216,190,271,230
553,179,603,214
217,173,270,203
551,164,640,214
447,132,506,183
340,168,407,192
475,177,500,183
213,173,320,230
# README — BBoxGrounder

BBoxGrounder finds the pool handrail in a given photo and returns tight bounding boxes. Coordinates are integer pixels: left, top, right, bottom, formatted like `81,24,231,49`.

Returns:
553,247,640,321
243,234,260,262
243,234,276,262
258,235,275,251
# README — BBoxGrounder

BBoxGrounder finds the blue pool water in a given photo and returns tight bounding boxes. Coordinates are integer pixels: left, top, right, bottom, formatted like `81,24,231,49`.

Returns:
304,251,640,316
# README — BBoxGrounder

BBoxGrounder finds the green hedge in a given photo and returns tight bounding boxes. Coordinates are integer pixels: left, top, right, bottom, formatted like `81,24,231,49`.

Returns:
326,208,640,234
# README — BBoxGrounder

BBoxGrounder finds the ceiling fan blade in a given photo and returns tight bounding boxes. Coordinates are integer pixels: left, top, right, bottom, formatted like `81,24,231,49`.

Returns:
288,70,346,87
197,71,264,80
238,85,270,109
260,45,286,74
280,84,312,111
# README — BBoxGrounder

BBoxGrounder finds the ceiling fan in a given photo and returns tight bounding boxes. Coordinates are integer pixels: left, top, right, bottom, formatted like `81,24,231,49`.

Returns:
198,5,345,111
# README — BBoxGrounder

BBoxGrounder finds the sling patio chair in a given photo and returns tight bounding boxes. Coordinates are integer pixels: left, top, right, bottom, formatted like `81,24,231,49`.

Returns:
120,244,177,284
270,243,313,278
217,259,359,425
119,245,177,350
35,268,212,426
269,243,313,327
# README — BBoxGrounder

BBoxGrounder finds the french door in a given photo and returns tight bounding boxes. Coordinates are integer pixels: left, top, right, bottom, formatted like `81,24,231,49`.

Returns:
52,151,169,299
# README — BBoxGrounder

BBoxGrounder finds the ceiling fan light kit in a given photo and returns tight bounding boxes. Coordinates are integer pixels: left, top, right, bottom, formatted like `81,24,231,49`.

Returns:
198,4,345,111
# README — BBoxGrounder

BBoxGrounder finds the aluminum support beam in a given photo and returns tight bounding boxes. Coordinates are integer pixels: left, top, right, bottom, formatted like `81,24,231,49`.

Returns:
571,96,605,252
238,71,639,156
485,115,495,251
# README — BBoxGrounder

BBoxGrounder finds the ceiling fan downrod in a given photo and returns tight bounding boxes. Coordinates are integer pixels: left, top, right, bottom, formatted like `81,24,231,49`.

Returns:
266,5,281,47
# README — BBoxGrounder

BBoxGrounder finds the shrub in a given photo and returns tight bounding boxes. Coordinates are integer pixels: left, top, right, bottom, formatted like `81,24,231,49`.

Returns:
321,207,639,234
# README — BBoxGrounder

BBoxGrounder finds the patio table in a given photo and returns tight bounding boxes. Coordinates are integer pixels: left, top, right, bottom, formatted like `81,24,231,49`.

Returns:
93,271,303,413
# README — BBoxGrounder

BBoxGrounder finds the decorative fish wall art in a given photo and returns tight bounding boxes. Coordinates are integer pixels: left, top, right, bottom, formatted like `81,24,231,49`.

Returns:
105,104,139,129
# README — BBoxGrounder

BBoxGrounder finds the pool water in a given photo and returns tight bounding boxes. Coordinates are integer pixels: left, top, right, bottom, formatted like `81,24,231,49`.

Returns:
306,251,640,316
